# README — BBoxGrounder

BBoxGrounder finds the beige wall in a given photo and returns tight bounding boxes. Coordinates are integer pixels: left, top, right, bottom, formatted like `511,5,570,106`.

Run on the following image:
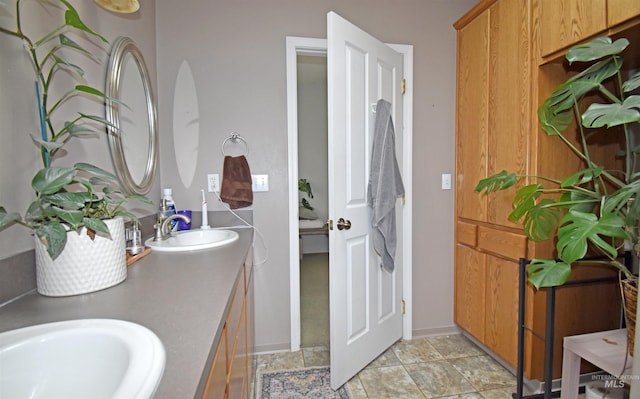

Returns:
0,1,159,258
156,0,475,350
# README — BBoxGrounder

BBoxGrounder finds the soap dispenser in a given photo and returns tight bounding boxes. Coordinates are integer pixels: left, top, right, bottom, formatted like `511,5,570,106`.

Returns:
162,188,177,231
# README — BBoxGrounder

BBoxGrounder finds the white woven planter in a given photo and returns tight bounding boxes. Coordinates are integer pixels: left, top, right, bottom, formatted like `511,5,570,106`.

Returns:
34,218,127,297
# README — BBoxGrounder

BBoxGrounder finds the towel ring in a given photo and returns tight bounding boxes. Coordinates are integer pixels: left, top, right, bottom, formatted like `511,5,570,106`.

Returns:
221,132,248,156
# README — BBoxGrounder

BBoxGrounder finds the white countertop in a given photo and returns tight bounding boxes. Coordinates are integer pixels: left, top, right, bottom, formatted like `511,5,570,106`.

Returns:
0,227,253,399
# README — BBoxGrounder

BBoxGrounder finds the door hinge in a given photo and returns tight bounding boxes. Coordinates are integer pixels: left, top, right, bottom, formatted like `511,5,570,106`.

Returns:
401,299,406,315
401,79,406,95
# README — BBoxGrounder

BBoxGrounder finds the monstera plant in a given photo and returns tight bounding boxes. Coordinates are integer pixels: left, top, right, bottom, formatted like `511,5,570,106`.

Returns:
476,37,640,290
0,0,149,260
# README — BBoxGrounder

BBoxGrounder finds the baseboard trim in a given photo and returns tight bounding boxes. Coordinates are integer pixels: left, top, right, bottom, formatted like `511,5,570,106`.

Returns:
254,342,292,355
253,325,463,354
411,325,461,339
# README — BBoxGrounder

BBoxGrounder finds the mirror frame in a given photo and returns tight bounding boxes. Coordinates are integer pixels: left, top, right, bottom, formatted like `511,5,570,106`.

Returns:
105,36,158,196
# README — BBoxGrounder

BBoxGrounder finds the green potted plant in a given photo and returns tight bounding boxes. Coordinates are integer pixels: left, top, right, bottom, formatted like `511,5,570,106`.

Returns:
476,37,640,352
0,0,150,296
298,178,314,210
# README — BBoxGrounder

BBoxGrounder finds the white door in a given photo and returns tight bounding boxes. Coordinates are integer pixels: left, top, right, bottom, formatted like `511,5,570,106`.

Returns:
327,11,404,389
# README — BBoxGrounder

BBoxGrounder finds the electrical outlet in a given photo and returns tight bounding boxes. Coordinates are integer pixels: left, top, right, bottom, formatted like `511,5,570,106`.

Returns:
207,174,220,192
252,174,269,192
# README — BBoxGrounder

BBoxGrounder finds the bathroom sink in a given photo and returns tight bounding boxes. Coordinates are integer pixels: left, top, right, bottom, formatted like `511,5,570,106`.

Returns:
0,319,165,399
145,228,239,252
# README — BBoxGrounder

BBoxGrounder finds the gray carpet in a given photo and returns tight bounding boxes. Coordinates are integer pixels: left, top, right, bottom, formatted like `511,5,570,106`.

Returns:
300,253,329,348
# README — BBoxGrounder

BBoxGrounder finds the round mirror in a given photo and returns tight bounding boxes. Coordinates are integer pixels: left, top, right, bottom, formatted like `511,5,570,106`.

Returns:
105,36,158,195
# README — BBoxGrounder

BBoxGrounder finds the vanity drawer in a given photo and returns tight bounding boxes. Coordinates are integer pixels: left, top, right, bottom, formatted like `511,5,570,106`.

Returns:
457,221,477,247
477,226,527,261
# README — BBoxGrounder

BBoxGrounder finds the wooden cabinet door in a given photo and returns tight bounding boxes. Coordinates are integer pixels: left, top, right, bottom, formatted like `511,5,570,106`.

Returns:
484,254,519,369
486,0,530,228
202,266,249,399
202,328,228,399
608,0,640,26
456,9,489,223
228,305,248,399
454,245,486,341
540,0,607,56
245,262,255,393
226,270,245,393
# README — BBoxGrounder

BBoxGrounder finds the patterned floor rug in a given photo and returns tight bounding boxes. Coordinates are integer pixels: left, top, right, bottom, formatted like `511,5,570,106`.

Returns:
257,367,352,399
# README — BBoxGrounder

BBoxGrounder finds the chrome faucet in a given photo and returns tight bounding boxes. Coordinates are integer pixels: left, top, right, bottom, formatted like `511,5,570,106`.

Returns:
153,214,191,241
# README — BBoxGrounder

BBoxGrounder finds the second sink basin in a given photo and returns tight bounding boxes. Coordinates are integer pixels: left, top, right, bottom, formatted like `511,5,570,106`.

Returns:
0,319,165,399
146,228,239,252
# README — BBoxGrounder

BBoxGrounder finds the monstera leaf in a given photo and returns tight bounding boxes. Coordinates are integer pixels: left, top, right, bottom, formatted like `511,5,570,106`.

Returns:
556,210,627,264
565,37,629,63
582,96,640,128
474,170,517,194
528,259,572,289
521,199,562,242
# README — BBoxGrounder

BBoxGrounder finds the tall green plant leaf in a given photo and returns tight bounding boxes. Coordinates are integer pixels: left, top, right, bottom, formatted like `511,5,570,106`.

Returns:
582,96,640,128
475,170,517,193
35,222,67,259
0,207,21,230
46,192,91,209
509,184,542,221
51,207,84,227
565,37,629,63
538,103,573,136
83,217,111,239
560,166,604,187
75,163,118,181
528,259,572,289
521,199,562,241
559,190,599,213
556,210,627,263
545,58,621,112
32,167,75,195
59,0,108,43
623,71,640,93
59,33,93,58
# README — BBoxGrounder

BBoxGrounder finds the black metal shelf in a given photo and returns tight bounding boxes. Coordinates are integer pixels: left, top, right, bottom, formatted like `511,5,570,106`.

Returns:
513,256,624,399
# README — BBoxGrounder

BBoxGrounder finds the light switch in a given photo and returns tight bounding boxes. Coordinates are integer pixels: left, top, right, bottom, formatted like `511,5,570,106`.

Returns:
252,174,269,192
441,173,452,190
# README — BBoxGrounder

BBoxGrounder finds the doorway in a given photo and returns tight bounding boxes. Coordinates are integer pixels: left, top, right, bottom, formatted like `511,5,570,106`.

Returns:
297,53,330,348
286,36,414,352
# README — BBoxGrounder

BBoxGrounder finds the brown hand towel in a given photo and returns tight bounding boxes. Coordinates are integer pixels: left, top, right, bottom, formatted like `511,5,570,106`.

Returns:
220,155,253,209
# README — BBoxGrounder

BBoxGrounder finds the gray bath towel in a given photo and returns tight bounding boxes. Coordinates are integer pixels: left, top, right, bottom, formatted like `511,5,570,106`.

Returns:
368,99,404,273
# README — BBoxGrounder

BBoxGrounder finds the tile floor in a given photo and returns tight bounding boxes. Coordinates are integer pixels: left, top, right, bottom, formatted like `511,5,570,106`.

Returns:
255,334,527,398
254,254,587,398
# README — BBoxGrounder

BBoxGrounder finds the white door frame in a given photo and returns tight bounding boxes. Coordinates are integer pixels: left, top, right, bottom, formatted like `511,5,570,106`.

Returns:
286,36,413,352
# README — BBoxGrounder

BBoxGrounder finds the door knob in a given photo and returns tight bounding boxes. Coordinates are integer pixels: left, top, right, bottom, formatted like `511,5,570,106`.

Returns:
337,218,351,230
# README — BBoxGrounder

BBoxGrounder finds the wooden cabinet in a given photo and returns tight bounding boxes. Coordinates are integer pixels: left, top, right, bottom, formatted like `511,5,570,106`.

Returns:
202,262,254,399
456,9,488,223
539,0,640,58
608,0,640,26
454,0,629,380
539,0,607,57
455,0,529,230
454,0,530,368
204,329,228,399
454,244,486,341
